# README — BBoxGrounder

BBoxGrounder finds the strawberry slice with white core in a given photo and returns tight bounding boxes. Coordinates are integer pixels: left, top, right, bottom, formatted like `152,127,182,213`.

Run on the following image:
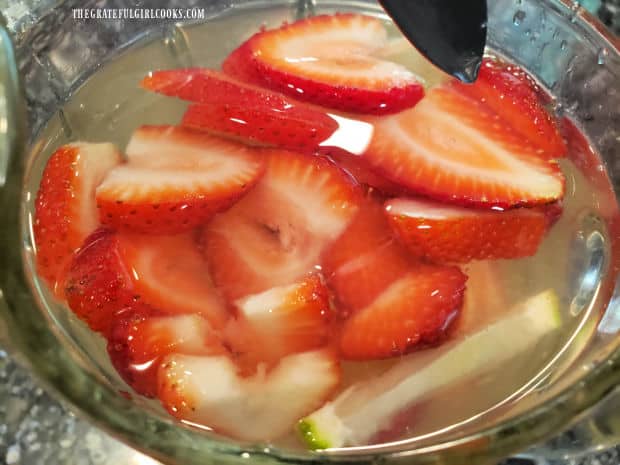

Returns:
385,197,549,263
453,58,566,159
96,126,264,234
225,274,333,366
34,143,121,288
338,266,467,360
108,313,226,397
157,349,340,441
118,232,229,328
363,85,565,208
321,201,416,316
203,150,360,301
223,14,424,115
124,314,225,359
141,68,340,153
64,229,229,333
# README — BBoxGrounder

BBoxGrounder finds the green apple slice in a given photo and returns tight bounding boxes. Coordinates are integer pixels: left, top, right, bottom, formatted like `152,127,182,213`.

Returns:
298,289,562,449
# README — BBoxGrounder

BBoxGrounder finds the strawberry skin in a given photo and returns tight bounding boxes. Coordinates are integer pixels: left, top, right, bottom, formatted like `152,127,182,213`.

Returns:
339,266,467,360
34,143,121,289
182,102,337,153
223,14,424,115
64,229,229,334
141,68,339,152
454,58,566,159
157,349,340,441
96,126,264,234
108,313,226,397
321,201,415,316
385,198,549,263
141,68,278,108
203,150,361,301
363,85,565,208
226,274,334,366
64,228,139,334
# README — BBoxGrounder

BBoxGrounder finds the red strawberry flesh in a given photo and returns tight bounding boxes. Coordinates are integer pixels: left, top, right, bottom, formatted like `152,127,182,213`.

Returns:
117,232,229,328
34,143,121,289
96,126,264,234
203,150,361,301
321,201,415,315
182,102,337,152
453,58,566,159
142,68,340,152
64,228,229,334
226,274,334,366
108,312,226,397
363,85,565,208
64,228,139,334
223,14,424,115
339,266,467,360
385,197,549,263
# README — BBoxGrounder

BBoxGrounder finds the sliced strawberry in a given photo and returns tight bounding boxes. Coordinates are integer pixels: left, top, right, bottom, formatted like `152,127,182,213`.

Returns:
454,58,566,159
385,197,549,263
182,103,338,153
223,40,265,84
363,85,565,208
141,68,287,108
339,266,467,360
141,68,339,152
64,228,139,334
225,274,333,367
158,349,340,441
118,232,229,328
34,143,121,289
96,126,264,234
202,150,361,301
321,201,415,316
223,14,424,115
64,229,229,333
108,313,226,397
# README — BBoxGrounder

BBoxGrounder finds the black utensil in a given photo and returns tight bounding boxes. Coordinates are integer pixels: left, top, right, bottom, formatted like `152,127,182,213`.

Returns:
378,0,488,83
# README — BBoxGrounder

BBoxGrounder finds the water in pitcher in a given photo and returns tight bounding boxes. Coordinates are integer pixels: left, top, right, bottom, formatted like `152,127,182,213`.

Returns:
20,1,618,451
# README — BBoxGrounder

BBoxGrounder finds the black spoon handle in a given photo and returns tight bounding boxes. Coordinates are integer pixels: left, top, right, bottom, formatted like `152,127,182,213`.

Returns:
378,0,487,83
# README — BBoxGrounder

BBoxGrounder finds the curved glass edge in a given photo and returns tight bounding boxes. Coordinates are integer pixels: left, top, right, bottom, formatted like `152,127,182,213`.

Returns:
0,1,619,465
0,14,27,349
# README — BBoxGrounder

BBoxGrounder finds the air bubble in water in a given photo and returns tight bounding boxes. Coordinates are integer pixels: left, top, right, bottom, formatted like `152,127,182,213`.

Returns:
513,10,526,26
597,48,609,65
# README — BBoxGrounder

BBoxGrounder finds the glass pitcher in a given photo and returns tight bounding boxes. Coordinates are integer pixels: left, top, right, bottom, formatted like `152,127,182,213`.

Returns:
0,1,619,464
